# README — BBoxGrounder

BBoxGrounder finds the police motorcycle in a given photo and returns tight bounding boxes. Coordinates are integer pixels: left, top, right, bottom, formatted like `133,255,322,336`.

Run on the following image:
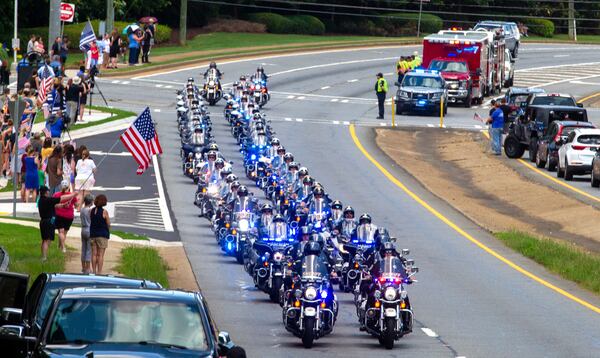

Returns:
282,241,338,348
359,242,418,349
194,154,224,217
340,215,377,294
202,66,223,105
250,76,270,108
229,186,258,264
248,215,298,302
241,133,271,183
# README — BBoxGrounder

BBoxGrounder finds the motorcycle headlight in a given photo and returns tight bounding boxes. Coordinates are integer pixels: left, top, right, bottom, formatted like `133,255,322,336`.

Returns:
238,219,249,232
208,185,218,194
305,286,317,300
384,287,397,301
400,290,408,299
209,80,215,86
374,290,381,299
273,252,283,262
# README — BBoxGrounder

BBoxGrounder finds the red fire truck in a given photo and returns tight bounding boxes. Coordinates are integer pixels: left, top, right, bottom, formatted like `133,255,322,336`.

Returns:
422,29,506,107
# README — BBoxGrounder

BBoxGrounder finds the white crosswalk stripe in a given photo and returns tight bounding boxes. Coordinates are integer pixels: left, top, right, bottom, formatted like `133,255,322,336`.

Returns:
514,63,600,88
113,198,168,231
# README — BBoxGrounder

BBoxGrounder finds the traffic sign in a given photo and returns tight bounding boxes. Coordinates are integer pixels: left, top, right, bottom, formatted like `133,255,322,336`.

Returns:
60,2,75,22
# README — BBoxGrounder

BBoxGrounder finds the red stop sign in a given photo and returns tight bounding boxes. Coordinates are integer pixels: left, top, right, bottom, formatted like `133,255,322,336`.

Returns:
60,3,75,22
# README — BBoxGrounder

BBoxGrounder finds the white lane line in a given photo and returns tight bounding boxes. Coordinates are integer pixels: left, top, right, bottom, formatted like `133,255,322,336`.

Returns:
271,90,373,102
287,95,295,99
155,84,163,88
165,85,173,88
91,186,141,191
384,72,394,76
427,124,435,127
111,80,121,84
554,54,570,58
295,118,303,122
331,99,339,102
380,122,387,126
333,120,340,124
89,151,132,157
532,72,600,88
154,109,161,112
343,121,350,125
348,79,359,83
297,96,306,100
321,86,331,90
421,328,439,338
134,78,185,86
570,80,600,86
152,155,175,232
341,99,349,103
474,124,482,129
121,81,130,85
515,61,600,72
284,117,292,121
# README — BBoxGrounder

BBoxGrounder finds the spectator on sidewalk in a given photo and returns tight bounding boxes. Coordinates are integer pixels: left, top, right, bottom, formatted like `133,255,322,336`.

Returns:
65,77,82,127
62,143,75,191
27,34,36,53
75,148,96,208
90,194,110,274
23,146,39,202
89,41,100,71
48,110,65,145
50,37,61,58
53,180,78,253
487,101,505,155
108,29,121,69
2,119,14,178
46,145,63,195
38,185,77,261
50,55,62,77
128,28,143,66
59,36,69,72
80,194,94,274
141,25,153,63
17,128,30,199
31,132,43,154
34,36,45,54
78,77,89,123
101,34,111,69
41,137,53,161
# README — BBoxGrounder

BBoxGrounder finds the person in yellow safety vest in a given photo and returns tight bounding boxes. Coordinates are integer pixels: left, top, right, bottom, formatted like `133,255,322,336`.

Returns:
412,51,422,69
396,56,409,84
374,73,388,119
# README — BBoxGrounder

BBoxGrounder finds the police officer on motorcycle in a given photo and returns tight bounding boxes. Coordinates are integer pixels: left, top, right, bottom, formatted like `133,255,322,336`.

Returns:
335,206,357,241
253,203,274,239
203,62,223,79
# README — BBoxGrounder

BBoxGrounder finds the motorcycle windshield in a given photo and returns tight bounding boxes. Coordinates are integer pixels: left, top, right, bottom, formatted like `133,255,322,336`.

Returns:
301,255,328,280
331,209,342,222
268,222,287,241
191,133,204,145
381,256,405,280
342,220,356,237
356,224,376,243
235,198,250,213
256,135,267,147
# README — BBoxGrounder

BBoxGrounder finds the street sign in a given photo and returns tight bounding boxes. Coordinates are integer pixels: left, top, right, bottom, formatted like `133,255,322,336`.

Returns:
7,98,27,127
59,2,75,22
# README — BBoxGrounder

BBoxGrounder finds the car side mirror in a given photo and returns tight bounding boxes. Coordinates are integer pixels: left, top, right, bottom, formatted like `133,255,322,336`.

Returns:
401,249,410,256
577,103,584,108
0,325,25,338
394,81,401,87
218,331,235,349
1,308,22,325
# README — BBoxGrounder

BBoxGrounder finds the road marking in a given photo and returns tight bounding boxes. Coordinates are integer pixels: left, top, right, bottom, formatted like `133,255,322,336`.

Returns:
297,96,306,100
384,72,394,76
570,80,600,86
272,90,373,102
331,99,339,102
321,86,330,90
154,109,161,112
121,81,130,85
474,125,482,129
164,85,173,88
421,328,439,337
380,122,387,126
341,99,349,103
295,118,303,122
155,84,163,87
343,121,350,125
579,91,600,103
287,95,295,99
284,117,292,121
349,124,600,315
111,80,121,84
152,155,175,232
89,151,132,157
348,79,359,83
333,120,340,124
91,186,141,191
427,124,435,127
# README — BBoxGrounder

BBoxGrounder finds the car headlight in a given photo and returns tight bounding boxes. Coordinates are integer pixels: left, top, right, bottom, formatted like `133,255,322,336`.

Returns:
305,286,317,300
239,219,249,232
399,90,410,99
384,287,397,301
459,80,467,89
431,92,442,100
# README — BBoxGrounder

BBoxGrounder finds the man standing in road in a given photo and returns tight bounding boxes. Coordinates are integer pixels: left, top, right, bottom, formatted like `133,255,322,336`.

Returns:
374,73,388,120
487,101,504,155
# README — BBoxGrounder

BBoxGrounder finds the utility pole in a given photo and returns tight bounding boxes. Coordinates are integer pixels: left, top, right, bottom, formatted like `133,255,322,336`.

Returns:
106,0,115,34
179,0,187,45
12,0,18,66
568,0,576,41
417,0,423,38
48,0,61,50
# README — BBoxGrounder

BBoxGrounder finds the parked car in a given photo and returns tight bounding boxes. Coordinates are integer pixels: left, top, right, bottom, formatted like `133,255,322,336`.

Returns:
474,21,521,57
524,92,580,110
395,69,448,116
591,151,600,187
557,128,600,180
503,87,546,123
0,287,240,357
504,104,588,160
536,120,596,170
0,272,162,356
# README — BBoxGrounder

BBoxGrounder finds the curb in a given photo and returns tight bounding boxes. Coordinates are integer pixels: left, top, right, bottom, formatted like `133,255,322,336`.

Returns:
100,41,422,78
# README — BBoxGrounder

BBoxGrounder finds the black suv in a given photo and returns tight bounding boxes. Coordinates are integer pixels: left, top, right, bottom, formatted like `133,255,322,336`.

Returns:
504,104,588,160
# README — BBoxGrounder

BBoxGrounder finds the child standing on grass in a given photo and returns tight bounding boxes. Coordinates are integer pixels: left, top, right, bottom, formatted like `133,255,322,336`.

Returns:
80,194,94,274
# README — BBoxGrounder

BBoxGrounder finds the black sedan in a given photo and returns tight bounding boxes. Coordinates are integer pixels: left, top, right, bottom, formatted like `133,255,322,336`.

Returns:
1,287,240,357
536,120,596,171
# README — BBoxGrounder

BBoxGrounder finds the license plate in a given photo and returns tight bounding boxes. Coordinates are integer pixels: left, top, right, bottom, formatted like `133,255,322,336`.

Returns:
385,308,397,317
304,307,316,316
208,89,214,93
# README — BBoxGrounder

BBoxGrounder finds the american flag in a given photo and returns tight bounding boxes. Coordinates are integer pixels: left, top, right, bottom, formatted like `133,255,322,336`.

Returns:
79,21,96,51
37,76,53,103
120,107,162,175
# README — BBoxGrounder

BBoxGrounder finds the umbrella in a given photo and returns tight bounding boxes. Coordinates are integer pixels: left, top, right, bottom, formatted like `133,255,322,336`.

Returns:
139,16,158,24
122,24,140,35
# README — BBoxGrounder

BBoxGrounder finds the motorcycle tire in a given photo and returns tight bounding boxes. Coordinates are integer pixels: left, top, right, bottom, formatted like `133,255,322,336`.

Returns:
382,317,396,350
270,277,283,303
236,246,245,264
302,317,316,348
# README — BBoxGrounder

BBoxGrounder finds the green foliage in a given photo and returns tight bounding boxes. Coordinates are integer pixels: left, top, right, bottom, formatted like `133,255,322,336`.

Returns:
288,15,326,36
19,20,172,50
246,13,296,34
116,246,169,288
495,231,600,294
524,18,554,38
380,13,444,36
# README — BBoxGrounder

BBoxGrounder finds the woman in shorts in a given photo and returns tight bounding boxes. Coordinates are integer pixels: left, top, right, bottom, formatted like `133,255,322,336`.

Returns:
53,180,78,253
75,149,96,209
80,194,94,273
90,194,110,274
37,185,77,261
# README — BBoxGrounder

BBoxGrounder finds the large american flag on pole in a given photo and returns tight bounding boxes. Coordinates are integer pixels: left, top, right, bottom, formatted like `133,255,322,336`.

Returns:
79,20,96,51
120,107,162,175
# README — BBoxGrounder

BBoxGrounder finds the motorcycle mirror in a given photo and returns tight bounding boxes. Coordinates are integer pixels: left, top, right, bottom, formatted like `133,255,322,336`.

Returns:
401,249,410,256
412,267,419,273
229,161,234,165
405,259,415,266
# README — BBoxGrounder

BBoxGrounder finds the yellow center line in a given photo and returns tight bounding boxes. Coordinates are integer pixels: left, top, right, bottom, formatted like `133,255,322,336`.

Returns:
578,91,600,104
349,124,600,314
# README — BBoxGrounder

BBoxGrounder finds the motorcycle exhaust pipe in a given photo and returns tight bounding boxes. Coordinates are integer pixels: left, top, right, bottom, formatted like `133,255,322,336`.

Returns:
257,268,269,278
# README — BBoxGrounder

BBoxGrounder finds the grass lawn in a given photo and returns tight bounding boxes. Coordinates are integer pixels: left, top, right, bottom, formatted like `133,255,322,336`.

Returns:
112,230,150,241
0,223,65,283
115,246,169,288
523,34,600,43
69,105,135,130
0,179,15,193
495,231,600,295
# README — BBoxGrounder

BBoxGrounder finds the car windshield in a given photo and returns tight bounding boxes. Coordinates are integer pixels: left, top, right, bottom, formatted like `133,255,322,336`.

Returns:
532,96,576,106
402,75,443,88
475,24,501,31
577,135,600,145
509,94,529,106
47,298,209,351
562,126,587,137
429,60,468,73
548,110,586,122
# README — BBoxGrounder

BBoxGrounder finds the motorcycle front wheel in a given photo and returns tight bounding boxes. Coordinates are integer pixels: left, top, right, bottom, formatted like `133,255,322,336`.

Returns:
302,316,316,348
270,277,283,303
382,317,396,350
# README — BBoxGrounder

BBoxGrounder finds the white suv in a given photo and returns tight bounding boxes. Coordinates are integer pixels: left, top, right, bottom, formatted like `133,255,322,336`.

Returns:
557,128,600,180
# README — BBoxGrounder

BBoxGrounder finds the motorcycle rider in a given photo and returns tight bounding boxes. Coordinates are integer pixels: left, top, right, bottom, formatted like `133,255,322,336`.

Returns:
283,161,300,188
329,200,344,229
268,138,281,158
203,62,223,80
292,167,309,195
205,157,225,184
253,203,274,239
335,206,357,241
296,175,314,201
351,213,378,243
271,146,286,173
253,66,268,83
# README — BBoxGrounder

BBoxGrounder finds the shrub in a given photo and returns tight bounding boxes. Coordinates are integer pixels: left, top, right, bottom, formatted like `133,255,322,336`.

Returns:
525,18,554,38
379,13,443,36
289,15,326,35
247,13,296,34
338,19,386,36
203,19,266,33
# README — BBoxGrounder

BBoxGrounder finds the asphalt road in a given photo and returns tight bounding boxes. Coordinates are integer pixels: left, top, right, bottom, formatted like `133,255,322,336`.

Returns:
97,43,600,357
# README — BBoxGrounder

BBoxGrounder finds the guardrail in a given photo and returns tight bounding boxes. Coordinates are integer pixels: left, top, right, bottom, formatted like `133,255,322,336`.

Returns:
0,246,9,271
